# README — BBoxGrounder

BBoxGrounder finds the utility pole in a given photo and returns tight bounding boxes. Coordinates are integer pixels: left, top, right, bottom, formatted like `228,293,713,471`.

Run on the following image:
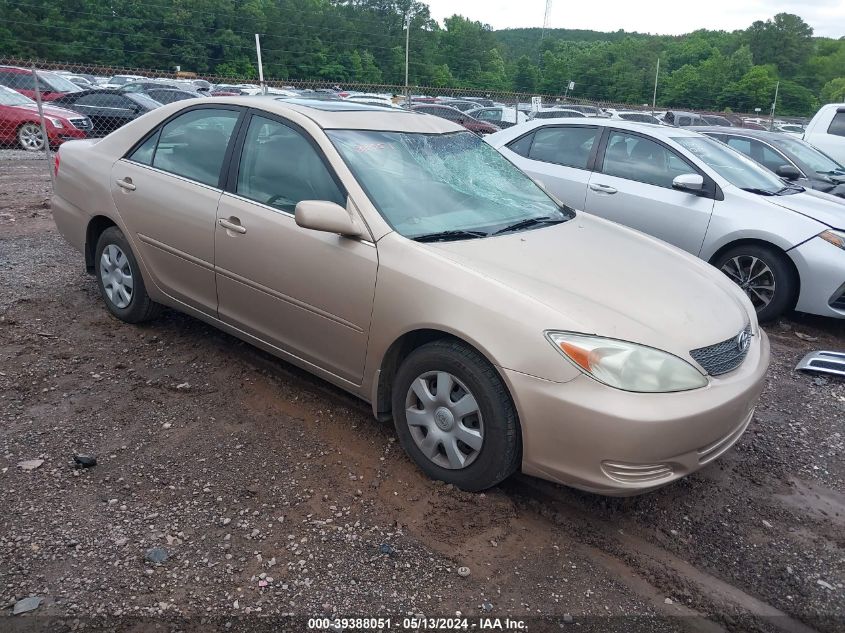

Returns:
404,12,412,107
769,80,780,131
651,57,660,116
255,34,266,94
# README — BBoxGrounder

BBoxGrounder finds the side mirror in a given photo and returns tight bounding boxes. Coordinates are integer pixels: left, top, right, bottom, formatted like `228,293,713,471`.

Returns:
672,173,705,193
775,164,802,180
295,200,364,238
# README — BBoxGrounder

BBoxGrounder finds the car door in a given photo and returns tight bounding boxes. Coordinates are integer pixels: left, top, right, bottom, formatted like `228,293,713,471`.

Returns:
584,129,715,255
110,106,243,314
499,124,599,209
214,112,377,385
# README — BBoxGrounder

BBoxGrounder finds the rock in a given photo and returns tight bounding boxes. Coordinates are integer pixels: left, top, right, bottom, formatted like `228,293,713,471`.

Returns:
664,598,674,605
379,543,395,556
13,596,42,615
762,520,773,528
794,332,818,342
17,459,44,471
144,547,168,565
562,613,573,623
73,454,97,468
482,601,493,612
162,423,172,429
817,579,834,590
457,566,470,577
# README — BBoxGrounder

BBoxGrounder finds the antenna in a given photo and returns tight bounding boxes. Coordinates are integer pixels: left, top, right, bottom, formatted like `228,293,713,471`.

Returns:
538,0,552,78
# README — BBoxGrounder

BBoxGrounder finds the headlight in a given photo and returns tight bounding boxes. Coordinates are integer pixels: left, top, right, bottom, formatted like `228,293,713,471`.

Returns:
819,229,845,251
44,116,64,128
546,331,708,393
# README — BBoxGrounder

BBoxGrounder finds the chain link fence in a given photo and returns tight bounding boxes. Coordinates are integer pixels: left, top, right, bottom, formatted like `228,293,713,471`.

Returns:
0,56,768,178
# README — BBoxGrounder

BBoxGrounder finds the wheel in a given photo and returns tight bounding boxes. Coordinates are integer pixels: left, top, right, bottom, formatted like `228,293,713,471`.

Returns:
714,244,796,322
94,227,162,323
18,122,45,151
391,340,520,491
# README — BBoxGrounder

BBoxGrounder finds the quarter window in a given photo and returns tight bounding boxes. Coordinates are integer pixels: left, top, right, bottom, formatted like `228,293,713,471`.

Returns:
150,108,240,187
525,126,598,169
827,112,845,137
601,131,696,188
235,115,344,213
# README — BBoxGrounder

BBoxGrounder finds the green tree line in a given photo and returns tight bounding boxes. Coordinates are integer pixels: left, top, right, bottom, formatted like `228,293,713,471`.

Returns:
0,1,843,115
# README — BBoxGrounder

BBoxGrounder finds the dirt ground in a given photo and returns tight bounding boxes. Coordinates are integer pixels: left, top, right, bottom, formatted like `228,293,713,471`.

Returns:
1,159,843,633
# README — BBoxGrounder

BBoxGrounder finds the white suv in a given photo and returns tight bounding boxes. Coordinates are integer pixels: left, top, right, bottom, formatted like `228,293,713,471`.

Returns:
804,104,845,164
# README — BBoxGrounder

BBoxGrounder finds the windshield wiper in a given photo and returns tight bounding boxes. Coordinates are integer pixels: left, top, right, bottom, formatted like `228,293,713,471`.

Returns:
740,187,775,196
412,229,488,243
491,216,567,236
774,184,804,195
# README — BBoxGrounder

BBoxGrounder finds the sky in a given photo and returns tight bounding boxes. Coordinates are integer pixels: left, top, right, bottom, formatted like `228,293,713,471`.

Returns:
423,0,845,38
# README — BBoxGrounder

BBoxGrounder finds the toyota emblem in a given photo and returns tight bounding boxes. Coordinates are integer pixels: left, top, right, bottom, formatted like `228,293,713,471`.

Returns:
736,330,751,353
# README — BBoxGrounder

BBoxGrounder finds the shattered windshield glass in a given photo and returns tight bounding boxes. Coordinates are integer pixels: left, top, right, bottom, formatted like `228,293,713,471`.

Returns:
327,130,573,239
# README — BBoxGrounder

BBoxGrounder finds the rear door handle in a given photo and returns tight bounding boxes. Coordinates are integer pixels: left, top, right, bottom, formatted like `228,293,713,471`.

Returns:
218,217,247,234
116,178,136,191
589,183,617,194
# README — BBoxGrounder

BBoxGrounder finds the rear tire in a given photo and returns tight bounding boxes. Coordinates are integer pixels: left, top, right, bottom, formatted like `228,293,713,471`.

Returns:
391,340,520,491
94,227,162,323
714,244,796,322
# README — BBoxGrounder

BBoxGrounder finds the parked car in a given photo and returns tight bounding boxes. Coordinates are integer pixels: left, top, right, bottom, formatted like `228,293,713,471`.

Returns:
143,88,203,105
804,104,845,165
487,119,845,321
51,98,768,495
0,66,83,100
556,104,605,117
695,126,845,198
700,114,734,127
101,74,146,89
119,80,201,95
436,99,485,112
458,96,496,108
411,104,499,135
529,108,588,120
0,85,89,150
662,111,709,127
50,90,160,136
772,122,805,136
609,111,663,125
465,106,527,129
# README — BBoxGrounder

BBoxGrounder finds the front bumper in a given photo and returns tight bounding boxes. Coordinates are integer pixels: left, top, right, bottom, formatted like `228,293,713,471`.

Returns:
503,330,770,496
48,127,87,146
789,236,845,318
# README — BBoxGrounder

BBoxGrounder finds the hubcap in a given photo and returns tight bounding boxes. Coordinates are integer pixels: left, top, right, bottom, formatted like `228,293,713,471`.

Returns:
720,255,775,310
404,371,484,470
99,244,134,309
19,123,45,151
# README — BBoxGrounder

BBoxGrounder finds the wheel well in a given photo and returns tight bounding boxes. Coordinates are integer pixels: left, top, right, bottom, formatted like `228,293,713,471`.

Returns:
85,216,117,273
708,238,801,307
374,329,500,419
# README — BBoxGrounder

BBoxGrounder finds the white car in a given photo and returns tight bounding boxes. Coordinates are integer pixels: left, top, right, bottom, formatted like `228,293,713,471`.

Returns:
528,108,587,120
804,104,845,164
101,74,146,89
608,110,662,125
487,119,845,321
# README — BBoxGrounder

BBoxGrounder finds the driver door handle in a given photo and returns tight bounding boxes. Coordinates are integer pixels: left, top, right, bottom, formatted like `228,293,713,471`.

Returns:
589,183,617,194
116,178,136,191
218,217,247,234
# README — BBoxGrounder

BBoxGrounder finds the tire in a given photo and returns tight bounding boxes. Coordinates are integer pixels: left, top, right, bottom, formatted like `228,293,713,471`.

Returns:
391,340,520,491
94,226,162,323
713,244,796,322
18,122,45,151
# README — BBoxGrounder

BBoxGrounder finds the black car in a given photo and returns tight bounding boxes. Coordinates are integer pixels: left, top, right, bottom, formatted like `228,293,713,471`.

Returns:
695,126,845,198
50,90,160,136
700,114,733,127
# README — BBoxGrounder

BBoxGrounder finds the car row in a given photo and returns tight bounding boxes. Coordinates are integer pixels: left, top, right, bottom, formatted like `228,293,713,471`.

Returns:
51,96,770,496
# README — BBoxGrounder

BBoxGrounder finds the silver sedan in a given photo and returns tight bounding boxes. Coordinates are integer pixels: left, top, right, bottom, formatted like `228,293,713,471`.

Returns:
487,119,845,321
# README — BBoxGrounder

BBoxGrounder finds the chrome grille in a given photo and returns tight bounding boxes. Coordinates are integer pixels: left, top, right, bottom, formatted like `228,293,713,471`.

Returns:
68,117,91,130
689,324,752,376
601,461,674,484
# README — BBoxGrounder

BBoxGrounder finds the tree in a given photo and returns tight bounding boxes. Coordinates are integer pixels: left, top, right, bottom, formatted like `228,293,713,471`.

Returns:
512,55,538,93
745,13,813,78
820,78,845,104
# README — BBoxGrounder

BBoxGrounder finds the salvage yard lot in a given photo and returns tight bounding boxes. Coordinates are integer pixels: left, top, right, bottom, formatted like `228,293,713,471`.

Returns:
1,159,843,632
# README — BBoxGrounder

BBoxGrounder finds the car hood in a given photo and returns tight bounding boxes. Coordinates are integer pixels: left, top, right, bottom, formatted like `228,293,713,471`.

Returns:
766,188,845,229
428,213,753,360
15,103,83,119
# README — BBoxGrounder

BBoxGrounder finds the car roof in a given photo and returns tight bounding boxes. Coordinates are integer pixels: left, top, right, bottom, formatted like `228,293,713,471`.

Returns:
501,117,703,138
213,96,463,133
689,126,783,140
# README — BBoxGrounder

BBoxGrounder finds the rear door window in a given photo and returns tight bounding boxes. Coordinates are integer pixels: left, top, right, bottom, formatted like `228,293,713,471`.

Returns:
150,108,240,187
525,126,598,169
828,112,845,137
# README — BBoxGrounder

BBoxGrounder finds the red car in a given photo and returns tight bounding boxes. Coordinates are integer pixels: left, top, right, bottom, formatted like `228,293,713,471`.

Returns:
0,65,83,101
0,85,90,151
411,104,500,135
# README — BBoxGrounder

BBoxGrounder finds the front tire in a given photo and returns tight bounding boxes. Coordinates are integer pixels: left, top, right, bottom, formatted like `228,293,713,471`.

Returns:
714,244,796,322
94,227,161,323
391,340,520,491
18,122,45,151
